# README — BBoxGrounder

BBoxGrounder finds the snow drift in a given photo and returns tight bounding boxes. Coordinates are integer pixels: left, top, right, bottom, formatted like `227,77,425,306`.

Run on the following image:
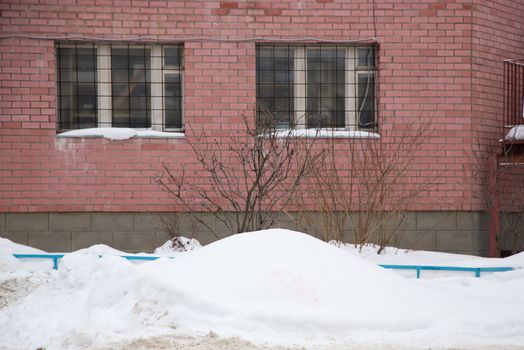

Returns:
1,229,524,350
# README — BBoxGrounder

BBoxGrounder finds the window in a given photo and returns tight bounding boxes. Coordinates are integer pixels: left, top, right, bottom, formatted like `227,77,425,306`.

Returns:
56,43,183,131
256,45,377,130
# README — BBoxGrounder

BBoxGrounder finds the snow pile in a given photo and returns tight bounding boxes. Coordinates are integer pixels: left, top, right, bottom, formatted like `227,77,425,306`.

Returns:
154,237,201,254
337,242,524,268
75,244,127,256
0,237,51,272
505,125,524,141
1,230,524,350
0,237,45,255
0,239,50,311
57,127,185,140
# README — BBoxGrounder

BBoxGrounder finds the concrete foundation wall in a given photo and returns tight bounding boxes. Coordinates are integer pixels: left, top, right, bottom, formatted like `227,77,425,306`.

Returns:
2,211,520,256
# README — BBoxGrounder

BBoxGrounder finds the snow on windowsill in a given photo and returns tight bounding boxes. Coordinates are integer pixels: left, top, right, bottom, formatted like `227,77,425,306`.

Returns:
56,127,185,141
272,128,380,139
504,125,524,141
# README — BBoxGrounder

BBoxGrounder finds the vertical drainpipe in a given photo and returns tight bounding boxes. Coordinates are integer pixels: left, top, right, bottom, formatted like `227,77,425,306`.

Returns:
487,153,499,257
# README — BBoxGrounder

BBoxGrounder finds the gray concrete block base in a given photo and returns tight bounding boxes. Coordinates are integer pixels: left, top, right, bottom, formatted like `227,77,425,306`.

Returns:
0,211,519,256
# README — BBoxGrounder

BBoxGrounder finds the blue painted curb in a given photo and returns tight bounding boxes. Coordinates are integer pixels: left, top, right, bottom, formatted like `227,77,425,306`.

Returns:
12,253,164,270
11,253,516,278
379,264,514,278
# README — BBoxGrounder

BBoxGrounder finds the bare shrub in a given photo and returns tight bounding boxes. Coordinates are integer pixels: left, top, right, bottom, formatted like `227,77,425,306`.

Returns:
159,214,199,252
473,135,524,255
498,144,524,254
295,133,351,243
297,118,435,253
156,113,326,237
469,128,524,256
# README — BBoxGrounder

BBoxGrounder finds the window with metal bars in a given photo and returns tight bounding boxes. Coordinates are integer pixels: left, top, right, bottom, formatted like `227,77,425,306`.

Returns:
56,43,183,131
256,45,377,131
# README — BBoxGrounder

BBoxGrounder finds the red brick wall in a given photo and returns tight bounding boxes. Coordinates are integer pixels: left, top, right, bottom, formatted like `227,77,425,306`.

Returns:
470,0,524,210
0,0,522,213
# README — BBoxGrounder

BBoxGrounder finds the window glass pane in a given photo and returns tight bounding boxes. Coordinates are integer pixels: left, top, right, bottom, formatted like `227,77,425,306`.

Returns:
57,46,97,130
257,85,274,99
77,83,96,110
77,48,96,70
111,83,128,99
274,71,290,83
256,46,294,129
164,47,181,67
58,110,74,130
112,67,128,83
59,67,75,83
57,48,76,68
274,97,292,119
257,47,274,58
357,74,376,128
111,47,151,128
112,52,128,69
164,74,182,129
77,70,96,83
357,47,375,67
130,96,148,110
306,48,345,128
113,110,130,127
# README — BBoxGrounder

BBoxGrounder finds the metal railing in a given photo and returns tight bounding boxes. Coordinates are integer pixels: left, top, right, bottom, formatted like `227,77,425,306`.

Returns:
12,253,164,270
504,59,524,128
12,253,515,278
379,264,513,279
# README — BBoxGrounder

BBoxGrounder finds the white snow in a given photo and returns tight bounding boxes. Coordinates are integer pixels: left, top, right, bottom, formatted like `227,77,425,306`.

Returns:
1,230,524,350
505,125,524,141
154,237,201,254
337,242,524,267
0,237,46,255
57,127,185,140
0,237,52,272
57,127,379,141
74,244,128,256
273,129,380,139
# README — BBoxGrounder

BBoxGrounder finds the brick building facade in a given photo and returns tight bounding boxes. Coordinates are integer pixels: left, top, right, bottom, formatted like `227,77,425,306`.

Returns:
1,0,523,255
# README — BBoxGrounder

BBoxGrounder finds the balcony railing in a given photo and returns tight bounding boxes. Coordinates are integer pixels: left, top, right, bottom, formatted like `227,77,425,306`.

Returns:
504,59,524,128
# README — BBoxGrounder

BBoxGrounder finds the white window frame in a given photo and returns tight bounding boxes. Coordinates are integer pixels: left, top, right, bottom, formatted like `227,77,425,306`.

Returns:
354,47,377,129
57,43,184,131
158,46,185,132
355,71,377,129
97,44,112,128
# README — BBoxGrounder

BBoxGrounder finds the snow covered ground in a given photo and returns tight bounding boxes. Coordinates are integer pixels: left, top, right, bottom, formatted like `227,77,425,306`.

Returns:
1,229,524,350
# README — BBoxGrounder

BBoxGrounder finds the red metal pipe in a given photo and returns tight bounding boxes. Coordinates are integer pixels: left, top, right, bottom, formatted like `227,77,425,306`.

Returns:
487,153,499,257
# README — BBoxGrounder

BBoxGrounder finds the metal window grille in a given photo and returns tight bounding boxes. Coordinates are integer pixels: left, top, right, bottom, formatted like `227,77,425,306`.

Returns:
504,59,524,129
56,42,184,131
256,44,378,131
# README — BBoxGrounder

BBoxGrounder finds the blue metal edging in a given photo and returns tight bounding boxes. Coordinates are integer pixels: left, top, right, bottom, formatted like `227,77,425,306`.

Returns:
11,254,516,278
379,264,514,278
12,253,163,270
13,254,65,270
